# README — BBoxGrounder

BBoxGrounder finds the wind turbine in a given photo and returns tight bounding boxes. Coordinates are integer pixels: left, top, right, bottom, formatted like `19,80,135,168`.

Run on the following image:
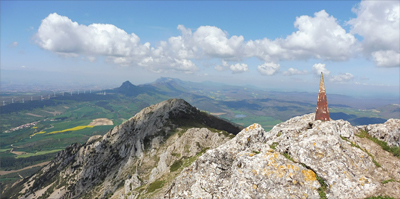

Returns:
3,101,5,106
70,91,73,96
12,98,14,103
22,98,24,103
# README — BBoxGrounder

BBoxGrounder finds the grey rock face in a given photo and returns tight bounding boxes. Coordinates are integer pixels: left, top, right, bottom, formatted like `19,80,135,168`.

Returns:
14,99,240,199
168,114,400,199
357,119,400,147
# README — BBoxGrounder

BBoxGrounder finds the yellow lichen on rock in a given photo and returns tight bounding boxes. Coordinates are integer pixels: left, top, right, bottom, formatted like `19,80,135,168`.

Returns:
301,169,317,182
253,184,257,189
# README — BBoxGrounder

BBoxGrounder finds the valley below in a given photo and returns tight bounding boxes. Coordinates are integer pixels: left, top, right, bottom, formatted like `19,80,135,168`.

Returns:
0,78,399,198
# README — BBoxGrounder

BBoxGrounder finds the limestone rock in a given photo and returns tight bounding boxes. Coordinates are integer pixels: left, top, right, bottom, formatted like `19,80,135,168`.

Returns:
168,113,400,199
357,118,400,147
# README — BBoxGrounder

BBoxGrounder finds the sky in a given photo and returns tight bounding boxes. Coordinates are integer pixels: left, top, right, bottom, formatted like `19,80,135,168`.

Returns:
1,1,399,98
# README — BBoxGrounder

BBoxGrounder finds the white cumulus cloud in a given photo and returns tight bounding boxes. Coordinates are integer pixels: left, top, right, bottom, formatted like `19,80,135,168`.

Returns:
347,0,400,67
312,63,330,76
35,13,197,73
283,10,357,61
35,6,399,74
329,73,354,83
229,63,248,74
372,50,400,67
283,68,308,76
257,62,280,76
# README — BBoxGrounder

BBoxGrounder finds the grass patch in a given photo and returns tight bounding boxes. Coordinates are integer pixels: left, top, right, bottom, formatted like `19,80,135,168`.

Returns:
283,152,294,162
340,136,381,167
382,179,396,184
15,149,63,158
365,196,395,199
356,130,400,157
317,175,328,199
252,150,260,154
276,131,282,137
170,160,183,172
171,153,181,158
147,180,165,193
270,142,279,150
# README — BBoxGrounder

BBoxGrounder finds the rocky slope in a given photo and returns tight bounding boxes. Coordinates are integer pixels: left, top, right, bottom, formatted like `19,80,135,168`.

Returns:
357,118,400,147
2,99,241,199
168,114,400,198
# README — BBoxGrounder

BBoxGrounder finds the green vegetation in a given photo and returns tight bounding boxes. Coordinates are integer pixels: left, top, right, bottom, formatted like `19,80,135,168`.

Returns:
170,160,183,172
147,180,165,193
356,130,400,157
316,175,328,199
283,152,294,162
270,142,279,150
340,136,381,167
252,150,260,154
15,149,63,158
365,196,395,199
381,179,396,184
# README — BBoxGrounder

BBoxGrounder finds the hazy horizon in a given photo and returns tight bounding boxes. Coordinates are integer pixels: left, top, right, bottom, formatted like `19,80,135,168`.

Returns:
1,1,399,99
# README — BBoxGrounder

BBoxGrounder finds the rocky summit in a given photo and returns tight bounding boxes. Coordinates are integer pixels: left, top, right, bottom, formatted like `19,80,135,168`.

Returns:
3,99,400,199
168,114,400,199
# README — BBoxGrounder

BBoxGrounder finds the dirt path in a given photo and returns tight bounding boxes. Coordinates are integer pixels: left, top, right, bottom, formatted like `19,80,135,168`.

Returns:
89,118,113,126
0,161,50,175
210,112,226,116
26,113,43,117
42,110,62,116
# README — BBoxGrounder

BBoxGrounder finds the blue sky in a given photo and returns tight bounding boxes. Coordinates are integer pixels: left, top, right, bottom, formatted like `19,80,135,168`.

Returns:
1,1,399,98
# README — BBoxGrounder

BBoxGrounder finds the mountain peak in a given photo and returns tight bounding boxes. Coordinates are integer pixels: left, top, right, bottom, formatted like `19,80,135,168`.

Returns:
8,99,241,199
120,80,136,89
154,77,182,84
